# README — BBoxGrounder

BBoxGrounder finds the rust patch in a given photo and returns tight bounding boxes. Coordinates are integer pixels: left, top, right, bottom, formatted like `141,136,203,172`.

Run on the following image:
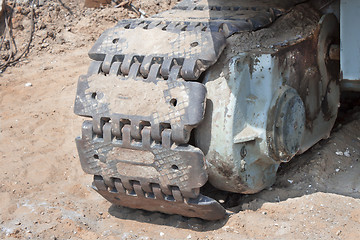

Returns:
208,151,234,178
274,29,320,130
216,161,234,178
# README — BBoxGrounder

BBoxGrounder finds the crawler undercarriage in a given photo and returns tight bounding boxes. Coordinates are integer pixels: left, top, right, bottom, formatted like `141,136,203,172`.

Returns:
74,0,341,220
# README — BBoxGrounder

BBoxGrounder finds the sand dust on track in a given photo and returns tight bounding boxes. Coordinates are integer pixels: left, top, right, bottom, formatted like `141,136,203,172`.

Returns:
0,0,360,239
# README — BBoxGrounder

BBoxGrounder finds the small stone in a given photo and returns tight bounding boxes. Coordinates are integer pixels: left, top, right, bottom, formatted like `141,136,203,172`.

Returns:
262,211,267,215
187,234,192,239
335,151,343,156
219,199,225,204
25,82,32,87
160,232,164,237
14,221,21,225
336,230,342,236
287,179,293,184
344,150,351,157
98,212,103,215
335,168,340,172
42,66,53,71
222,226,230,231
41,42,49,49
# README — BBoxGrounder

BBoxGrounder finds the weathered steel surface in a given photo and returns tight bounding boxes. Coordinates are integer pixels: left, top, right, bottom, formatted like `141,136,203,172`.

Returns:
196,54,288,194
74,74,207,144
93,175,226,220
154,0,307,37
297,14,340,152
74,0,334,219
267,87,306,162
195,9,340,194
76,121,207,198
89,27,226,80
86,0,304,81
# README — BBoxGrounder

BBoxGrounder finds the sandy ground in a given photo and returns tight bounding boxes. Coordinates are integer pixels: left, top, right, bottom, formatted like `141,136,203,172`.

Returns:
0,0,360,239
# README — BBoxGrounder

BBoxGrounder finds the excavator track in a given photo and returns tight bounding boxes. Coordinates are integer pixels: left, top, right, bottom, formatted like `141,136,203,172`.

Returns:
74,0,321,220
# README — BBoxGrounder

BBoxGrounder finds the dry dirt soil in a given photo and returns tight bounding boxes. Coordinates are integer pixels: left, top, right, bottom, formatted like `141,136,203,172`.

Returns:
0,0,360,239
